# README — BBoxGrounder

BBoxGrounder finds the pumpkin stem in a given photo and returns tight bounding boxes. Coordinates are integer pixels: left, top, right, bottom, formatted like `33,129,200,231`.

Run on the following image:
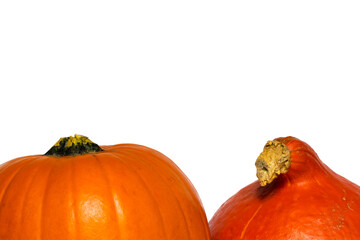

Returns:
45,134,103,157
255,140,291,186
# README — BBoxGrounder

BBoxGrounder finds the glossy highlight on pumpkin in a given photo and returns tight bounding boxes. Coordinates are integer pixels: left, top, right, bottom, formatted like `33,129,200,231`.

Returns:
210,136,360,240
0,135,211,239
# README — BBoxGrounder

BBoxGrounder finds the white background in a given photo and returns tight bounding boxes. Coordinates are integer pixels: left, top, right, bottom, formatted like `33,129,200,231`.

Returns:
1,1,360,220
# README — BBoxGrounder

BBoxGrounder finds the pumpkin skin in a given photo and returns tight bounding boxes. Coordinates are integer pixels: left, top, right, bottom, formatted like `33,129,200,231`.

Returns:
0,135,211,239
210,136,360,240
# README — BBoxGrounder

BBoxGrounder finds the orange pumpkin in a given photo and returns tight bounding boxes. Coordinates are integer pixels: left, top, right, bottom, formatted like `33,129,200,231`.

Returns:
210,136,360,239
0,135,211,239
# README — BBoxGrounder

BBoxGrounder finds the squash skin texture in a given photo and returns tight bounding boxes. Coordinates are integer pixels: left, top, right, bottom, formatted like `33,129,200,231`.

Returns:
0,143,211,240
210,137,360,240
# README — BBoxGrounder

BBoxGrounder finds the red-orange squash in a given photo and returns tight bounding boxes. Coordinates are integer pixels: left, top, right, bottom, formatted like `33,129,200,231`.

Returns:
210,136,360,239
0,135,211,239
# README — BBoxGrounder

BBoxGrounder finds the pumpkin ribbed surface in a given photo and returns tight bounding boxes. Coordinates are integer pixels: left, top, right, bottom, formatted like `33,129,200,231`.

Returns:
0,140,210,239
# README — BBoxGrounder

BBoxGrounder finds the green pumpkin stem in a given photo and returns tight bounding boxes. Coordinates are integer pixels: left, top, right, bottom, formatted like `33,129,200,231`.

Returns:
45,134,103,157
